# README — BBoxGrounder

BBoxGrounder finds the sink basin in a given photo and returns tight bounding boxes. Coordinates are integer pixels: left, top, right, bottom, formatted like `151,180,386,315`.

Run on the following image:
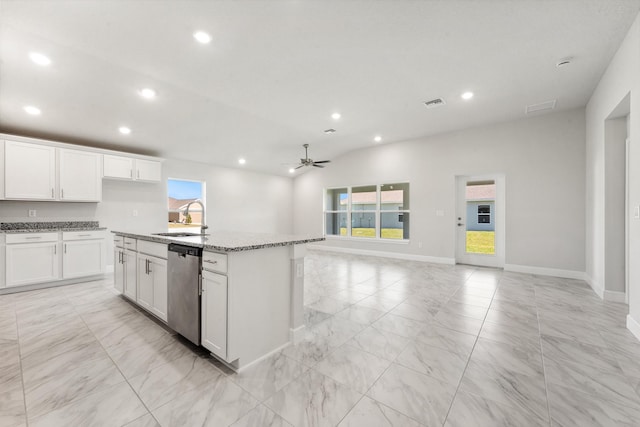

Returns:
153,232,208,237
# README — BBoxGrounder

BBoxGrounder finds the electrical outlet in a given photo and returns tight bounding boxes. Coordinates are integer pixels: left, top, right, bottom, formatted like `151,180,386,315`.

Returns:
28,210,37,217
133,210,138,217
435,210,444,217
635,206,640,219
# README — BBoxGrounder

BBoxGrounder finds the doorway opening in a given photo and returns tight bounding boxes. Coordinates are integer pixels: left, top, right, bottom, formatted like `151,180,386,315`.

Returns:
456,174,505,268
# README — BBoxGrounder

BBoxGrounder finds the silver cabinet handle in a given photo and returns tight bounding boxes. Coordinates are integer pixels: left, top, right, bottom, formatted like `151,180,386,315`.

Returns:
137,170,140,179
203,260,218,265
61,188,64,199
130,169,133,178
64,244,67,254
78,234,92,237
25,236,42,240
54,245,57,255
51,188,54,198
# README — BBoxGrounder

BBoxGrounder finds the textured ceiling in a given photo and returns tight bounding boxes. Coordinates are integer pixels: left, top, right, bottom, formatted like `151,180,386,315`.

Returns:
1,0,639,175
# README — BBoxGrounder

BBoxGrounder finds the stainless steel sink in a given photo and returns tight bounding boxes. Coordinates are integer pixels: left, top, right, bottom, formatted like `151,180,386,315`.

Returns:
153,232,208,237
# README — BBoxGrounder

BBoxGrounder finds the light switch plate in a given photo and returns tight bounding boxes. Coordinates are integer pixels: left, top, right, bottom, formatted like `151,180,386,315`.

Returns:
635,205,640,219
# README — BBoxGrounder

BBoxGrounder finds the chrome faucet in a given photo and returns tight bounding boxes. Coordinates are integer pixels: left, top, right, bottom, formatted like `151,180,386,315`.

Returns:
184,199,208,234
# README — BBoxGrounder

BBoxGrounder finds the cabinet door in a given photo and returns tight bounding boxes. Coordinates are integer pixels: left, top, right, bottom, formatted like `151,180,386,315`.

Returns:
149,256,168,321
59,149,102,201
5,141,56,200
137,255,153,310
103,155,134,180
62,239,106,278
114,249,124,293
201,270,228,359
6,242,59,286
135,159,161,182
123,249,137,300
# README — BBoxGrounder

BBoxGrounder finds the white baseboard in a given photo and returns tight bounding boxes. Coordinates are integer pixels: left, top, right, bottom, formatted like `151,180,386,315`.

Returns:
307,244,455,265
627,314,640,342
504,264,586,280
603,290,627,303
585,275,605,299
290,325,306,344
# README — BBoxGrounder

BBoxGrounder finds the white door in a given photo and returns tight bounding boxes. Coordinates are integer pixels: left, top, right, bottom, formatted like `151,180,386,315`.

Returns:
123,249,137,300
114,249,124,293
135,159,161,182
455,174,505,268
103,155,134,180
6,242,59,286
137,255,153,310
59,149,102,201
63,239,106,278
149,256,168,321
5,141,56,200
201,270,228,360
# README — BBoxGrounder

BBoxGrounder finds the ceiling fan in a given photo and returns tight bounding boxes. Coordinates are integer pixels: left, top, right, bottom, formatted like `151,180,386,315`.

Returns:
296,144,331,169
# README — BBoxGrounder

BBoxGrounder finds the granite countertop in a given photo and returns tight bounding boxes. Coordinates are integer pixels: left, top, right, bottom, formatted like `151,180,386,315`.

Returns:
112,230,325,252
1,221,106,234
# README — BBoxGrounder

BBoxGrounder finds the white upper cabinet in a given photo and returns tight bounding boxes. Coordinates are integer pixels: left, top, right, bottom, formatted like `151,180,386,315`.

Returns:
103,155,161,183
135,159,161,182
59,149,102,202
103,154,134,180
5,140,56,200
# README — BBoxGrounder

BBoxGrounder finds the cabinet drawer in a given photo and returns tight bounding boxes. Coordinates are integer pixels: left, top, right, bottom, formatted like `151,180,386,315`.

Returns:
123,237,137,250
6,232,58,244
114,234,124,247
137,240,167,259
202,251,227,274
63,230,105,241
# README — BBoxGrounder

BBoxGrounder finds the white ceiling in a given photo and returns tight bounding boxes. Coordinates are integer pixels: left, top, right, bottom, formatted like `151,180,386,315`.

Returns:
1,0,639,176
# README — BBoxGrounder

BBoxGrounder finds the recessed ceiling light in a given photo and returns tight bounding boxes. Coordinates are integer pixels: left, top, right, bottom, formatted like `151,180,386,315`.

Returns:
331,112,341,120
289,168,295,174
193,31,212,44
238,158,246,165
119,126,131,135
374,135,382,143
23,105,41,115
139,88,156,99
461,91,474,100
29,52,51,66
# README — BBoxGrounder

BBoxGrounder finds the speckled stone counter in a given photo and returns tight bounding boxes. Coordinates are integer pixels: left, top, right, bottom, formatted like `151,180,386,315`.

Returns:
1,221,106,233
112,230,324,252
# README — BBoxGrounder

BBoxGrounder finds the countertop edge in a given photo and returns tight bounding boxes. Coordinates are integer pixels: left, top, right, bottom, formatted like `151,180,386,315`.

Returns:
2,227,108,234
112,231,325,252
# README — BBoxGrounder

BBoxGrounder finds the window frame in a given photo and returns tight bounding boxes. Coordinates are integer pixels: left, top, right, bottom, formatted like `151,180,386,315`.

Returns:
167,177,206,232
323,182,410,243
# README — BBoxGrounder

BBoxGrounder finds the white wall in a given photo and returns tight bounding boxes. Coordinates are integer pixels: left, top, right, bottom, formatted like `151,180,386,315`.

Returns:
0,156,294,264
586,13,640,325
294,108,586,274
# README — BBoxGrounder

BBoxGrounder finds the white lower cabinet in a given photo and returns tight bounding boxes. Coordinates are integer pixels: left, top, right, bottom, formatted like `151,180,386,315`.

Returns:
62,234,106,278
123,249,137,300
201,269,228,360
137,254,168,321
6,241,59,287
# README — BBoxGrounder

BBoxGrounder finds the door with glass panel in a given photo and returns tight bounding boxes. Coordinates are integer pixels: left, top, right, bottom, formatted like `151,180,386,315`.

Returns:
455,175,505,267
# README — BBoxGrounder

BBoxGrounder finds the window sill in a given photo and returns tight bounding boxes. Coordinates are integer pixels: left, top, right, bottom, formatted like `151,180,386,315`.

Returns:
325,235,410,245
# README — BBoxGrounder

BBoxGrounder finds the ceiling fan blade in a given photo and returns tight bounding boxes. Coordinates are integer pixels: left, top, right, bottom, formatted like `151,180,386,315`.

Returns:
295,164,305,169
313,160,331,164
312,164,325,168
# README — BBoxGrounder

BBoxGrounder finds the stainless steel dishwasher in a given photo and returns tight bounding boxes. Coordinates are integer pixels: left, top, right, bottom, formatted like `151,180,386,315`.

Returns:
167,243,203,345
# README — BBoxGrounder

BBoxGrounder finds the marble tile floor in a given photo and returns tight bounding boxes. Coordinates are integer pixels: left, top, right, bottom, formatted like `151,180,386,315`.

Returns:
1,250,640,426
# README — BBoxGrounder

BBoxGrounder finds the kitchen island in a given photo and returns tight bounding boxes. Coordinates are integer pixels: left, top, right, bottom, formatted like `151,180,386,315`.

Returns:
112,230,323,371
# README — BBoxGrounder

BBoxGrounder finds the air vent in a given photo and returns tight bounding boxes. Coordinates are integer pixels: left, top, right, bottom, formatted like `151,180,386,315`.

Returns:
324,128,336,134
424,98,446,109
526,99,557,114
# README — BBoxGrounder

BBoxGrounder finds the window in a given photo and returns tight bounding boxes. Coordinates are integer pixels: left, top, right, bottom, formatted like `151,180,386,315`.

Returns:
167,178,205,232
324,183,410,241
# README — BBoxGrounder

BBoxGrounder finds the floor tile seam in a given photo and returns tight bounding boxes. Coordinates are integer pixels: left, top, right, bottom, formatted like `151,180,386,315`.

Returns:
13,305,29,427
441,286,491,426
358,362,427,426
534,291,555,426
71,293,160,426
